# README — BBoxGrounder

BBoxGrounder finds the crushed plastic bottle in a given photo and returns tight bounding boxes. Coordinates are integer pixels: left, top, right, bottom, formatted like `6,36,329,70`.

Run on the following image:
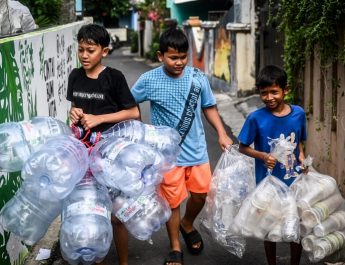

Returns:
21,135,89,200
0,180,62,245
102,120,181,170
0,116,72,172
112,187,171,240
89,137,165,196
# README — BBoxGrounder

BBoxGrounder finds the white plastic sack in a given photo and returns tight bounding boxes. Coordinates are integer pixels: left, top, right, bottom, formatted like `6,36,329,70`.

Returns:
0,0,37,36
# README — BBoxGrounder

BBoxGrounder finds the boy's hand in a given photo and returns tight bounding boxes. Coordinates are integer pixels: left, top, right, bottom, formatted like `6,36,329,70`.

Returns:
218,134,233,151
70,107,83,124
80,114,104,131
263,153,277,169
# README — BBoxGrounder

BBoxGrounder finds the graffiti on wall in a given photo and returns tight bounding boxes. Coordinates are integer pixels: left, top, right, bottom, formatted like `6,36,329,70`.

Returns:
213,26,231,83
0,22,83,265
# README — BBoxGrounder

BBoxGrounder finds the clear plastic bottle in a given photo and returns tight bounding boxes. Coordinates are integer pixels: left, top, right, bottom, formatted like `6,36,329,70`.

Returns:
21,135,89,200
90,137,165,197
0,180,62,245
102,120,181,170
60,174,113,265
0,116,72,172
112,187,171,241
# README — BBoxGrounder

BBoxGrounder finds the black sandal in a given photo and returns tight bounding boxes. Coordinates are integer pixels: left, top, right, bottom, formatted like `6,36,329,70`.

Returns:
179,225,204,255
164,250,183,265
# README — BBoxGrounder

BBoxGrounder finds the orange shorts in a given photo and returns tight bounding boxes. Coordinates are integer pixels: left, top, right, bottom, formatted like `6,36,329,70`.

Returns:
159,162,212,209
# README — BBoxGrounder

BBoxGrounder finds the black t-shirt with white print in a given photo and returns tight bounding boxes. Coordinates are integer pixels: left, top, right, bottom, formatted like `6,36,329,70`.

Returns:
67,67,137,133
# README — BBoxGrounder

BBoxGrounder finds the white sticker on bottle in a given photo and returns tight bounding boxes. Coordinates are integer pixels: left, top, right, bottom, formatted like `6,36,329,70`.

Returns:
116,194,152,223
107,141,133,160
64,201,110,220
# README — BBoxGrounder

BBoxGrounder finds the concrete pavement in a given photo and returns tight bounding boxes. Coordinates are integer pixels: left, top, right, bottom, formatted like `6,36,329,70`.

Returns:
24,47,324,265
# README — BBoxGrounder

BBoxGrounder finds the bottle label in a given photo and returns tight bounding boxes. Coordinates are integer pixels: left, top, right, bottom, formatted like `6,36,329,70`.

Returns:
64,201,111,220
21,121,40,147
116,193,155,223
107,141,133,160
144,126,165,150
45,118,61,136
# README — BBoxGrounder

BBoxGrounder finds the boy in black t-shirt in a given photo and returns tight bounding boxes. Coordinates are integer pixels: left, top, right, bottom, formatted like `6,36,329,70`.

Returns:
66,24,140,265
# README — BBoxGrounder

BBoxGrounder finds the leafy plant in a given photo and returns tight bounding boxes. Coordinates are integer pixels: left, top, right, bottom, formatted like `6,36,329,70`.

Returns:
130,30,138,53
269,0,345,103
20,0,63,27
83,0,132,25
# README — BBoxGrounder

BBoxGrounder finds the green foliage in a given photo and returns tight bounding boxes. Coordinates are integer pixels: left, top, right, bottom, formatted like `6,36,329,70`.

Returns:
83,0,132,23
134,0,168,61
130,31,138,53
20,0,63,27
145,41,160,62
145,30,160,62
269,0,345,102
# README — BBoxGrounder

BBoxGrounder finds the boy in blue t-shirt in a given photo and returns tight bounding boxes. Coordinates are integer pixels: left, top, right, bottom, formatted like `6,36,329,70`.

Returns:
131,28,233,265
238,65,307,265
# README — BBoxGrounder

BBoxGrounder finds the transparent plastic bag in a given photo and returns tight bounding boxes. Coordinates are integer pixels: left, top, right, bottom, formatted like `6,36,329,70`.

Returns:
268,134,298,180
200,145,255,258
232,172,299,243
291,159,345,262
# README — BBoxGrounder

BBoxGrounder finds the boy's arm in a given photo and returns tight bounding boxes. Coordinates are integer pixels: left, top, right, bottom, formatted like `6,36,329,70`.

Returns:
239,143,277,169
80,106,140,131
298,142,306,163
202,106,233,150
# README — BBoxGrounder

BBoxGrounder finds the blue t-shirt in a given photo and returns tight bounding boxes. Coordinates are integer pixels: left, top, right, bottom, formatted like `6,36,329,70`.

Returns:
238,105,307,186
131,66,216,166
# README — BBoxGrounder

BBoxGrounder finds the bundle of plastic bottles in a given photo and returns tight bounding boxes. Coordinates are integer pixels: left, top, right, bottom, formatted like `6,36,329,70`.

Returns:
0,117,179,264
200,145,255,258
291,170,345,262
89,120,179,240
0,117,88,245
101,119,182,171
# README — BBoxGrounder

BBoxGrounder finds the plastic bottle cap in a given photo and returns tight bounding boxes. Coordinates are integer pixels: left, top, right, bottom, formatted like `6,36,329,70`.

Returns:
39,175,51,187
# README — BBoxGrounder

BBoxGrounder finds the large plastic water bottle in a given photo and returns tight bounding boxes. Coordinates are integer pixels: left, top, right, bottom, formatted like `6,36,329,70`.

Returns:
60,174,113,265
102,120,181,170
21,135,89,200
0,180,62,245
90,137,165,196
0,116,72,172
112,187,171,241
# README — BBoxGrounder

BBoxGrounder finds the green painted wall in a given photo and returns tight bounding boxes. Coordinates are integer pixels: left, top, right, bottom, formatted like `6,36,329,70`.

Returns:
0,21,84,265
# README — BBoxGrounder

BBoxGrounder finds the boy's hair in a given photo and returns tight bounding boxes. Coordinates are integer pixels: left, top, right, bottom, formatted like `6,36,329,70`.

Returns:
256,65,287,90
159,28,189,54
77,24,110,48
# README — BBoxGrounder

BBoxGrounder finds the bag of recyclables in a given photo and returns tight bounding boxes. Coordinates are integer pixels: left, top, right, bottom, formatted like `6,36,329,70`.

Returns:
200,145,255,258
291,165,345,262
232,171,300,243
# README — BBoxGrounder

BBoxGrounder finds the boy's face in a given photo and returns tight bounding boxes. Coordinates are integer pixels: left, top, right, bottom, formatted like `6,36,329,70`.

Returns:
259,85,288,111
157,47,188,78
78,40,109,72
